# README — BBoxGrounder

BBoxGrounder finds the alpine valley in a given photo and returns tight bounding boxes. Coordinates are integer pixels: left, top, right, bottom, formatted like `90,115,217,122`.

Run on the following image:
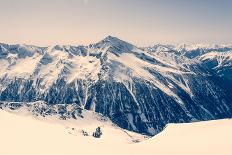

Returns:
1,36,232,136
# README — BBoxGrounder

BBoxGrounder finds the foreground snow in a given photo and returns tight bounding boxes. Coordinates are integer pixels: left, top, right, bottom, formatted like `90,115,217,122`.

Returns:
0,110,231,155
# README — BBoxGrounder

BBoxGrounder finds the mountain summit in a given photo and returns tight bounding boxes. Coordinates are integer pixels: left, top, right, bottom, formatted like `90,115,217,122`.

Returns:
91,36,135,54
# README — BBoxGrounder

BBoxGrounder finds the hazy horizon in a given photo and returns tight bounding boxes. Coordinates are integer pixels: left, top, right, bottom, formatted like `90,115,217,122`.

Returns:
1,0,232,46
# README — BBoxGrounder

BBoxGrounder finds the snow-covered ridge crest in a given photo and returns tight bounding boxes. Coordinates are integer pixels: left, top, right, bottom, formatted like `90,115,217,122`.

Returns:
144,43,232,51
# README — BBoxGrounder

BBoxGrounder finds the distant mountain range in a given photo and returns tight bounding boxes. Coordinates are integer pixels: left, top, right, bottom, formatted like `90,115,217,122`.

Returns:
0,36,232,135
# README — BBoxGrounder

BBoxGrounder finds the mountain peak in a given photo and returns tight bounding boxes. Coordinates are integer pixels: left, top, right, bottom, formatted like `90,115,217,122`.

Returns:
91,35,135,52
101,35,127,44
103,35,120,42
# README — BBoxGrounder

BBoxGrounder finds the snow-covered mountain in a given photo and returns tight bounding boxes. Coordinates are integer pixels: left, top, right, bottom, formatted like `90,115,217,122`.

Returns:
0,36,232,135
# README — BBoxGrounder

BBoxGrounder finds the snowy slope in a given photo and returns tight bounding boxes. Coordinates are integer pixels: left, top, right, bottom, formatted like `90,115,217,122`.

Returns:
0,44,101,90
198,51,232,68
198,51,232,79
138,119,232,155
0,101,147,143
0,109,231,155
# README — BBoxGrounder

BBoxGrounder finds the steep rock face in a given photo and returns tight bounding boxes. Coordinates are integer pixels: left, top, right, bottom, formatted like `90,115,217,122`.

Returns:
0,37,232,135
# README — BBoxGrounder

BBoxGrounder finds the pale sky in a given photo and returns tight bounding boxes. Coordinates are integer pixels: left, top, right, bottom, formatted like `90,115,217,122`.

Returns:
0,0,232,46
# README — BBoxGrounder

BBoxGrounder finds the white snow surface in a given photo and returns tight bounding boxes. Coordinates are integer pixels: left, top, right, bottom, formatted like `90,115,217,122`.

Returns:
0,109,232,155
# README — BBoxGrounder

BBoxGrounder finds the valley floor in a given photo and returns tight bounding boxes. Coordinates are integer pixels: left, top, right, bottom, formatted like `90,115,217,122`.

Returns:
0,110,231,155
